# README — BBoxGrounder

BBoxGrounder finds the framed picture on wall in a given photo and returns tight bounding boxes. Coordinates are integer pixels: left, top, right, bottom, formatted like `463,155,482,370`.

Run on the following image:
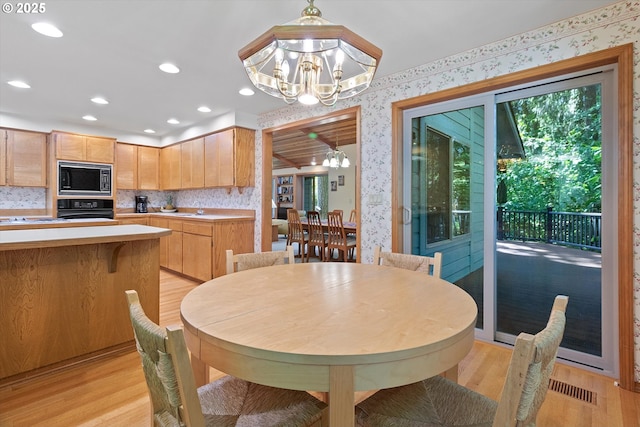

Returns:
338,175,345,186
331,181,337,191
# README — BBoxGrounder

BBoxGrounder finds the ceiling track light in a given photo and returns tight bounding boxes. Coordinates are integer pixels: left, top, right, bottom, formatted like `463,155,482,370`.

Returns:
238,0,382,106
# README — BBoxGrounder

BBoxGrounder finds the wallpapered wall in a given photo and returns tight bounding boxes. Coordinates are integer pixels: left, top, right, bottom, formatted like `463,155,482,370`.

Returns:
255,1,640,382
1,1,638,381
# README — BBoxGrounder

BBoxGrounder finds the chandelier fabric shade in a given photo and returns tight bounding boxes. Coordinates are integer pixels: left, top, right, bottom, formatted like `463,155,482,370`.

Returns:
238,0,382,106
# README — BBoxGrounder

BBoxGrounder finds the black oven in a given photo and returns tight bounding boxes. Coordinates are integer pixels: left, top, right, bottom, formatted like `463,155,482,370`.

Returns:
58,161,112,197
57,199,114,219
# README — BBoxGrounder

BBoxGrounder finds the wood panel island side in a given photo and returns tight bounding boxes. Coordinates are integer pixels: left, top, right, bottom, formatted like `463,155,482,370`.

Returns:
0,224,171,384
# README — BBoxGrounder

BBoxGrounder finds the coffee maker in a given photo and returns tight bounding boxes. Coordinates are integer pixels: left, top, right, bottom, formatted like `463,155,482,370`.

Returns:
135,196,148,213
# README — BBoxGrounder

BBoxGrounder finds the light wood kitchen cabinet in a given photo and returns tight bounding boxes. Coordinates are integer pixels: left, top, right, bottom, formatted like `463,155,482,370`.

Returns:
149,217,169,266
160,144,181,190
52,131,115,163
149,215,254,280
138,146,160,190
204,127,255,189
2,128,47,187
115,143,137,189
182,222,212,281
181,137,205,189
116,143,160,190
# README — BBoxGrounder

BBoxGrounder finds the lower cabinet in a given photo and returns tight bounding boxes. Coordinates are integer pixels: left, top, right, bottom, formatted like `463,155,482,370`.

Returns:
149,216,254,281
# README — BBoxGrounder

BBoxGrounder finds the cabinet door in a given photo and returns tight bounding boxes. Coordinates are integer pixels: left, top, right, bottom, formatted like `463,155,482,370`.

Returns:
0,132,5,186
204,130,234,187
181,138,204,189
55,133,86,161
6,129,47,187
161,144,181,190
166,219,183,273
116,143,137,189
138,146,160,190
86,137,115,163
183,232,212,281
233,127,255,187
149,218,169,267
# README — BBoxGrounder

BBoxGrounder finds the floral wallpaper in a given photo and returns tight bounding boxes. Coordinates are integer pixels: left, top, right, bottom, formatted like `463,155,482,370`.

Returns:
1,1,639,383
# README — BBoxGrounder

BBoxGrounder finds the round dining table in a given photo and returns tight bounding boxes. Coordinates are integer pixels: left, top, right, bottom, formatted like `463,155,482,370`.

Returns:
180,262,477,427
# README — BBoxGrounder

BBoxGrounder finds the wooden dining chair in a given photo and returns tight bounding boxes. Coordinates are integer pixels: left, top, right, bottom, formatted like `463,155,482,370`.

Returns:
349,209,357,223
356,295,569,427
306,211,327,262
326,211,356,262
125,290,327,427
372,245,443,278
332,209,344,220
226,246,295,274
287,209,308,261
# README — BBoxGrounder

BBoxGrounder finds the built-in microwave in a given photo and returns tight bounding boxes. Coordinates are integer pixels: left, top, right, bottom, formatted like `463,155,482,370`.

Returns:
58,161,112,196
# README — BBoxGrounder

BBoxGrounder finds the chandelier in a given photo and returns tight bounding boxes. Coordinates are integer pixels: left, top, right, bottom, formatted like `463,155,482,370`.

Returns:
322,149,350,168
238,0,382,106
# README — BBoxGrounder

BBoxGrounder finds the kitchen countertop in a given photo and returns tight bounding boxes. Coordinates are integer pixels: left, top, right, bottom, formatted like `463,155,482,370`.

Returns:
118,212,255,222
0,224,171,251
0,217,118,231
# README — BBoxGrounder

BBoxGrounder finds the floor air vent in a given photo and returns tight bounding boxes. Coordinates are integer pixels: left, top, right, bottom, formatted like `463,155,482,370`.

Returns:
548,378,597,405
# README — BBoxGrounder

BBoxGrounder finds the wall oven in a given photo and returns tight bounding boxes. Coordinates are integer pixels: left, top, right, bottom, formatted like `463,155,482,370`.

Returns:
58,161,112,197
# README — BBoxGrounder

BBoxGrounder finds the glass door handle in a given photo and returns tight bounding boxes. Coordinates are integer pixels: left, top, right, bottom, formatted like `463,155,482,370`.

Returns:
403,207,412,225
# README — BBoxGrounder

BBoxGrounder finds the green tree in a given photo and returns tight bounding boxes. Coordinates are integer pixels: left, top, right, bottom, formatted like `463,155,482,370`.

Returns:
501,84,602,213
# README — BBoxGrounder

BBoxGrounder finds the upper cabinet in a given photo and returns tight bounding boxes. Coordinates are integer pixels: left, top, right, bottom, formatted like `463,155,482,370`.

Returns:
138,146,160,190
52,131,115,163
160,144,182,190
204,127,254,190
116,143,160,190
181,137,204,189
1,128,48,187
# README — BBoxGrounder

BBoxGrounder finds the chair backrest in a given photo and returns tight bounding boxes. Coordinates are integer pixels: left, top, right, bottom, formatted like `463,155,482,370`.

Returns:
125,290,205,427
372,245,443,278
226,246,295,274
493,295,569,427
307,211,325,245
326,211,347,248
287,209,305,241
349,209,357,223
332,209,344,220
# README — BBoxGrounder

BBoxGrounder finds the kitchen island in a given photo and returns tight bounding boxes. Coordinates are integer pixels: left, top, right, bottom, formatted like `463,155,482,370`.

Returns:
0,224,170,384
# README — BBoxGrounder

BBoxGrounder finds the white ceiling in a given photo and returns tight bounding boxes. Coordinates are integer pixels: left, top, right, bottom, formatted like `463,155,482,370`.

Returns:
0,0,617,141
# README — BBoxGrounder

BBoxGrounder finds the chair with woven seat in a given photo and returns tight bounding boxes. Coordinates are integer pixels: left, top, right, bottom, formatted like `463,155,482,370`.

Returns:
326,210,356,262
226,246,295,274
372,245,442,278
306,211,327,262
287,208,308,261
125,290,327,427
356,295,569,427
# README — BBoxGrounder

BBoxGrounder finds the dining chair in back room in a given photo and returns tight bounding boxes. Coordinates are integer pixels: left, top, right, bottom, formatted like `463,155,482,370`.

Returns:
306,211,327,262
287,209,308,261
327,210,356,262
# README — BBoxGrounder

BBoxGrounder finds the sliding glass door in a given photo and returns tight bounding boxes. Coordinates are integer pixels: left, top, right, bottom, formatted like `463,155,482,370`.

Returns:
402,69,617,374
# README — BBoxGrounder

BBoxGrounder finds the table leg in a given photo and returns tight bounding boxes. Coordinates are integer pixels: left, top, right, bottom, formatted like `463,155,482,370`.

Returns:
442,363,459,383
329,365,355,427
190,354,209,387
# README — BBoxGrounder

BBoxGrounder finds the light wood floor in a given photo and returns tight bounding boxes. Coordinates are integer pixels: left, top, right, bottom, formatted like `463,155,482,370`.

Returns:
1,270,638,426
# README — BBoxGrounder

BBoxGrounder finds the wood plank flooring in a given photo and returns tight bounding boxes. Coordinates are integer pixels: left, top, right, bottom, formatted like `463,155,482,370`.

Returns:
0,270,638,426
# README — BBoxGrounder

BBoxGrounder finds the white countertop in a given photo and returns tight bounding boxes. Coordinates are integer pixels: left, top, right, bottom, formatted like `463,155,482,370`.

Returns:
0,224,171,251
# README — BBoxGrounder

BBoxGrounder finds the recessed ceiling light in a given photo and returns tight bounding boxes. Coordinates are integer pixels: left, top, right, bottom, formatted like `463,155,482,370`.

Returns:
197,106,211,113
82,115,97,121
91,97,109,105
167,118,180,124
159,63,180,74
8,80,30,89
31,22,63,38
239,88,255,96
144,129,156,134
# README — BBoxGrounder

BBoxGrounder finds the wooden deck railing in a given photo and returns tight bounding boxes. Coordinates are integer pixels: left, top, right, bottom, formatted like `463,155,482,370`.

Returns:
497,207,601,251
